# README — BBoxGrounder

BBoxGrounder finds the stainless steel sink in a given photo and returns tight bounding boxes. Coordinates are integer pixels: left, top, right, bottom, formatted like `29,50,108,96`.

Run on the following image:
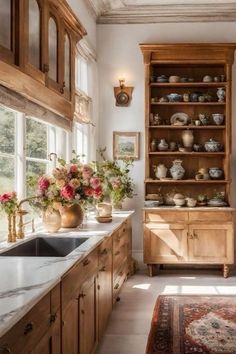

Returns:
0,237,88,257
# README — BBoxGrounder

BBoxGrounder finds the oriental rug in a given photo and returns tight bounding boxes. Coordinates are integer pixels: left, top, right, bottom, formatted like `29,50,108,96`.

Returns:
146,295,236,354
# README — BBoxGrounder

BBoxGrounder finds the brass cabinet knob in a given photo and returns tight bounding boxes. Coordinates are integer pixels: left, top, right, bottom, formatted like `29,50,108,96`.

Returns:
50,313,57,323
0,348,11,354
24,322,34,335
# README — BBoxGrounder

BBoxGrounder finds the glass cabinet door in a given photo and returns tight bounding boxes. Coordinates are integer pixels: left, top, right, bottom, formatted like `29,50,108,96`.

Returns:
64,32,71,98
28,0,40,69
0,0,14,63
48,16,58,83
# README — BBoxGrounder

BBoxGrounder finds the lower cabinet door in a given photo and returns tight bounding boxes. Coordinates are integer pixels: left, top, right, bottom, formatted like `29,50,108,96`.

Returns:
30,320,61,354
188,224,234,263
62,298,79,354
79,275,98,354
144,223,188,264
98,266,112,339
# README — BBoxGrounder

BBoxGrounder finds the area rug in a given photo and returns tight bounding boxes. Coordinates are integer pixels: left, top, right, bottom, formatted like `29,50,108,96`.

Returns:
146,295,236,354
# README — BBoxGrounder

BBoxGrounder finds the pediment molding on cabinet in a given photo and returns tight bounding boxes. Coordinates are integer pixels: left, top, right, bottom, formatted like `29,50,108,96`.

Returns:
86,0,236,24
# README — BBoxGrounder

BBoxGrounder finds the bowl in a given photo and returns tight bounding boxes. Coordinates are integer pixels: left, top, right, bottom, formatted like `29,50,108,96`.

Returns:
167,93,182,102
169,75,181,83
173,198,186,207
186,198,197,207
212,113,224,125
209,167,224,179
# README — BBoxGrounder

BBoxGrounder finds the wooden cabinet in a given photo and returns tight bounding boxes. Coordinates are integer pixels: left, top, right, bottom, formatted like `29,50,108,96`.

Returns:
62,297,79,354
143,209,234,277
0,284,60,354
0,0,15,64
98,237,112,339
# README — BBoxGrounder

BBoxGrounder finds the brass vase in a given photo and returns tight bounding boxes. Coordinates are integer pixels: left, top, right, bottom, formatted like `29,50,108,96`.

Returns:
60,204,83,228
43,209,61,233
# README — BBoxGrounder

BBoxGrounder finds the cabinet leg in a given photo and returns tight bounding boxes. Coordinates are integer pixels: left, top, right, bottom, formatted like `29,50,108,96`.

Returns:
148,264,155,277
223,264,230,278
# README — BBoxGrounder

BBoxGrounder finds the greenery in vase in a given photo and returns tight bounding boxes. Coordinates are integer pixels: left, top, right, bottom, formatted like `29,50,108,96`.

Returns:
94,147,135,206
0,192,18,215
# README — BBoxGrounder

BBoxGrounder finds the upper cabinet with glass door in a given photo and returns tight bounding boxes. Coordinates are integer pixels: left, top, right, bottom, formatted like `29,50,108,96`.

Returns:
0,0,15,64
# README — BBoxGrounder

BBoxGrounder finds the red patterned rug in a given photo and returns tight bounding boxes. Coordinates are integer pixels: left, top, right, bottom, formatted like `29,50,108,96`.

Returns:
146,295,236,354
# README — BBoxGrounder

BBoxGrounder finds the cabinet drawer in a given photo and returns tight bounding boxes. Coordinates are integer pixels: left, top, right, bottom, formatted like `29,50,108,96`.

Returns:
113,263,127,304
0,292,51,354
113,242,127,274
62,248,98,306
113,223,128,253
99,237,112,267
145,211,188,223
189,211,233,223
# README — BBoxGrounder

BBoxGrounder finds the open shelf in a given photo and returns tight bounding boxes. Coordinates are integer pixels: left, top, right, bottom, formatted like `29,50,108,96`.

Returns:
149,152,225,156
145,178,228,184
151,102,226,106
150,82,228,88
148,125,226,129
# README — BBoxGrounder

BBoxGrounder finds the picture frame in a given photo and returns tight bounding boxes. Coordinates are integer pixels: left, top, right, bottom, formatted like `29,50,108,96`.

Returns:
113,131,140,160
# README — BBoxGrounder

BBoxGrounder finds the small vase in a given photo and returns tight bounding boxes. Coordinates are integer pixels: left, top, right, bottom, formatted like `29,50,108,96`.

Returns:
60,204,83,228
155,164,168,179
158,139,168,151
182,130,194,148
170,159,185,180
217,87,225,102
43,209,61,233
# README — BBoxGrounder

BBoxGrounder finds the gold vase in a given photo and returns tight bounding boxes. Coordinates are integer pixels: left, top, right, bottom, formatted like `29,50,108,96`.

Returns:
43,209,61,233
60,204,83,228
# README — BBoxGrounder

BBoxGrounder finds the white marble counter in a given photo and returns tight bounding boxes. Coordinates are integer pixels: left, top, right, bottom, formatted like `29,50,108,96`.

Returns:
0,211,134,337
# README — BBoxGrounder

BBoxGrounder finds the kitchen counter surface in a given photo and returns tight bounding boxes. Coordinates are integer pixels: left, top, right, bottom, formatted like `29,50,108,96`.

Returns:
0,211,134,337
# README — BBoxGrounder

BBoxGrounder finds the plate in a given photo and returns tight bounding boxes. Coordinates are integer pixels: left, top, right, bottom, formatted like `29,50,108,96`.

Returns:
96,216,112,223
170,112,189,126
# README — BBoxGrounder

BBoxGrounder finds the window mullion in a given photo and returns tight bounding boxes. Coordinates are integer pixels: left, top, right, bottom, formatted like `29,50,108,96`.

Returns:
16,112,26,199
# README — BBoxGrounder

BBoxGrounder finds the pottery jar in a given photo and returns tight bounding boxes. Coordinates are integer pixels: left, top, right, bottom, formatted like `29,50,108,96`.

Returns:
217,87,226,102
204,139,222,152
186,198,197,207
170,159,185,180
182,130,194,148
158,138,168,151
209,167,224,179
154,164,168,179
150,139,157,152
212,113,224,125
183,93,190,102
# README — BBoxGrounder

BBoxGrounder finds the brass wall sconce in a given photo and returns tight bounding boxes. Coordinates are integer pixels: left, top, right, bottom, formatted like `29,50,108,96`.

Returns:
114,78,133,107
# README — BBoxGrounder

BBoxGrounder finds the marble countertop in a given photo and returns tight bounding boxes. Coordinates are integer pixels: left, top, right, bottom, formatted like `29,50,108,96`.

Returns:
0,211,134,337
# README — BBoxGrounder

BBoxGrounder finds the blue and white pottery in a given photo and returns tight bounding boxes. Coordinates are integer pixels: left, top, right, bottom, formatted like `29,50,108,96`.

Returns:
212,113,224,125
167,93,182,102
216,87,226,102
209,167,224,179
204,139,222,152
170,159,185,180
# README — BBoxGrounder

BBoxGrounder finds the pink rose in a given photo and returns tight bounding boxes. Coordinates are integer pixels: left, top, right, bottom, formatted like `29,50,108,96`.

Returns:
84,187,94,197
61,185,75,200
90,177,101,189
82,165,93,179
70,164,78,174
93,186,103,199
111,178,121,189
38,176,50,191
0,193,12,203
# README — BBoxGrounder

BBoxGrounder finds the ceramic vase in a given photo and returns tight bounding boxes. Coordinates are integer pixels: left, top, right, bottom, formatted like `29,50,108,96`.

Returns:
43,209,61,233
182,130,194,148
217,87,225,102
170,159,185,180
158,139,168,151
60,204,83,228
155,164,168,179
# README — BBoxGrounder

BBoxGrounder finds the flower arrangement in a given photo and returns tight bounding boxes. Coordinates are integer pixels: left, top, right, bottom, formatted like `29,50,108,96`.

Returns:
94,147,135,208
28,153,103,213
0,192,18,215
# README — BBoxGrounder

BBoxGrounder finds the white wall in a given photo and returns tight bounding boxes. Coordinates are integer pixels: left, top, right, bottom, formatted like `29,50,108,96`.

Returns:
97,22,236,262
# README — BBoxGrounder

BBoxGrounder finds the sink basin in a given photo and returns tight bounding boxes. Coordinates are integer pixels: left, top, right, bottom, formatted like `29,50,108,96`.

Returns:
0,237,88,257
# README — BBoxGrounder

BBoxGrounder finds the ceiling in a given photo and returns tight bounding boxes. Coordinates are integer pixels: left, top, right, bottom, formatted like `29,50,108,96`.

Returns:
86,0,236,24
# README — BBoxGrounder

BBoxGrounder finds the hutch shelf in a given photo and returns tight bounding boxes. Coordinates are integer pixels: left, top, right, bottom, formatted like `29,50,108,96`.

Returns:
140,43,236,278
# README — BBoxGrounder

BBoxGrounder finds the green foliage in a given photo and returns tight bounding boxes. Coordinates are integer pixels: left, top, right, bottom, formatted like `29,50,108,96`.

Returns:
25,119,47,159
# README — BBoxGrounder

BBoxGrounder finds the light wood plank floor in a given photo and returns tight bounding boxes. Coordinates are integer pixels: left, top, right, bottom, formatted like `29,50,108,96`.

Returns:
96,268,236,354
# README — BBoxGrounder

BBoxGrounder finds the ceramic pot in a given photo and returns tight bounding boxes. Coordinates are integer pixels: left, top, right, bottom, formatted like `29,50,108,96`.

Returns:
154,164,168,179
186,198,197,207
170,159,185,180
96,202,112,217
217,87,226,102
204,139,222,152
169,75,180,83
209,167,224,179
199,114,210,126
173,193,185,207
203,75,213,82
43,209,61,233
158,139,168,151
182,130,194,148
150,139,157,152
167,93,182,102
60,204,83,228
212,113,224,125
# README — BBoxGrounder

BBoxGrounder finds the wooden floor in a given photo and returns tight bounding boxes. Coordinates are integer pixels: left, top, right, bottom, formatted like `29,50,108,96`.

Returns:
96,268,236,354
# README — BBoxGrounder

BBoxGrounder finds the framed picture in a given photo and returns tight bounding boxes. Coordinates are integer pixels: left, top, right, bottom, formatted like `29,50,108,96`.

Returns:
113,131,140,160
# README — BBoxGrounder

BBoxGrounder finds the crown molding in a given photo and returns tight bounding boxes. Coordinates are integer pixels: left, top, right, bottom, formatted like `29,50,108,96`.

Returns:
86,0,236,24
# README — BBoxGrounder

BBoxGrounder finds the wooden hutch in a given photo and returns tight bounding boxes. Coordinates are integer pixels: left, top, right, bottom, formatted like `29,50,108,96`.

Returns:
140,43,236,277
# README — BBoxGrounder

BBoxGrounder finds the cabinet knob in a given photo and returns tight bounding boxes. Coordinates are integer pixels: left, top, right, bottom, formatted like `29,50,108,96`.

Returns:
99,266,106,272
50,313,57,323
83,259,90,266
100,248,108,256
114,283,119,290
193,232,198,239
24,322,34,335
60,87,64,94
42,64,49,73
187,232,194,239
79,293,86,298
115,251,120,256
0,348,11,354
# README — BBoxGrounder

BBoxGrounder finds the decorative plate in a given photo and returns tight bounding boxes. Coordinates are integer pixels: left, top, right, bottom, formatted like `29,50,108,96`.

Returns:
170,112,189,126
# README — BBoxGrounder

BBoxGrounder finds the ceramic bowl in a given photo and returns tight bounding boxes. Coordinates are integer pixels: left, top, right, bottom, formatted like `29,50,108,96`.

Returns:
203,75,213,82
169,75,181,83
212,113,224,125
173,198,186,207
167,93,182,102
156,75,168,83
186,198,197,207
204,139,222,152
209,167,224,179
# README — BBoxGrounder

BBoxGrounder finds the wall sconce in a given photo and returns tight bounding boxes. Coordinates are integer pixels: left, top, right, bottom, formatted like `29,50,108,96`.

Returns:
114,78,134,107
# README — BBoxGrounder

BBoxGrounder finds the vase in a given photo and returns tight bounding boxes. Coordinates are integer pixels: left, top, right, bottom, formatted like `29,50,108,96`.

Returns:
158,139,168,151
182,130,194,148
170,159,185,180
60,204,83,228
217,87,225,102
43,209,61,233
154,164,168,179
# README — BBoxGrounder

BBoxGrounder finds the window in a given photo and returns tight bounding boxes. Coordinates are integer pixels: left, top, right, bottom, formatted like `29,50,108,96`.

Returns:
76,55,88,94
73,122,88,163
